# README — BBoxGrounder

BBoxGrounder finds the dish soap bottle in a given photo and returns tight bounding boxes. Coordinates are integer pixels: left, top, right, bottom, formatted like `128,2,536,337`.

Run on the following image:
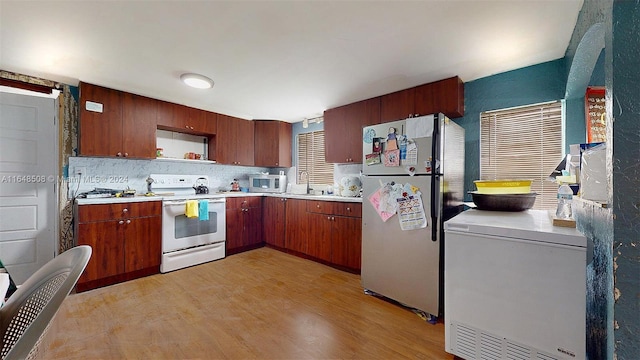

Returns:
555,182,573,219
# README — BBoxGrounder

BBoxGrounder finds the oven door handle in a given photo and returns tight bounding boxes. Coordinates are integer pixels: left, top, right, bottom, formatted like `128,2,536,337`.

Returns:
163,199,225,207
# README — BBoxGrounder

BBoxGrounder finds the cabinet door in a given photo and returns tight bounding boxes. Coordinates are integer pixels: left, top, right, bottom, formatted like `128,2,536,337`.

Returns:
323,106,351,163
325,98,381,163
174,106,206,134
331,216,362,270
156,100,185,130
122,93,157,159
77,221,125,283
254,121,292,167
79,82,123,157
215,114,237,164
263,197,286,247
414,76,464,118
124,215,162,272
235,118,255,166
380,88,415,123
244,206,263,246
307,213,332,262
202,111,217,135
225,208,244,251
284,199,308,253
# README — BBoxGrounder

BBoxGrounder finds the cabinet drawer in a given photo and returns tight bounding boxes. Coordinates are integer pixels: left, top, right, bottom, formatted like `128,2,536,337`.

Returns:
306,200,335,215
226,196,262,210
307,200,362,217
332,202,362,218
77,201,161,222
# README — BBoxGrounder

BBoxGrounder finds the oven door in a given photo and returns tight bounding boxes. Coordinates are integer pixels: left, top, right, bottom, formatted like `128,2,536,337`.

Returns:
162,198,226,253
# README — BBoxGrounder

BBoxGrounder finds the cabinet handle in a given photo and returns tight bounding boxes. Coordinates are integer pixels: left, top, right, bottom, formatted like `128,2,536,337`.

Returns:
126,219,131,224
327,216,331,220
124,152,128,157
275,162,279,166
332,216,335,221
122,208,128,213
316,204,320,208
116,152,122,157
118,220,124,225
346,207,351,211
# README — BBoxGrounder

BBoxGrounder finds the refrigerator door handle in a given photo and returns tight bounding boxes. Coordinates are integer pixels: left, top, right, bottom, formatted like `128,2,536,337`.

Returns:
430,175,438,242
430,114,440,242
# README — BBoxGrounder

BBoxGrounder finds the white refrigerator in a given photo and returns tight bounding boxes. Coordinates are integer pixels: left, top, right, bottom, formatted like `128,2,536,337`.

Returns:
361,113,465,319
444,209,588,360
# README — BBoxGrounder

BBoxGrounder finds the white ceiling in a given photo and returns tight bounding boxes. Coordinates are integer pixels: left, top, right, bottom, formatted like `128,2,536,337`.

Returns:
0,1,583,123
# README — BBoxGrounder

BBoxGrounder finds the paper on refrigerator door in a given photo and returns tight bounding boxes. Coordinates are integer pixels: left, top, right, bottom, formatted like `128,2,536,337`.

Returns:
406,114,434,139
397,192,427,230
368,187,395,222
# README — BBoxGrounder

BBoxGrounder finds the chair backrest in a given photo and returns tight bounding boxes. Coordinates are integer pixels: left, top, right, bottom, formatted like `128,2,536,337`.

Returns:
0,246,91,360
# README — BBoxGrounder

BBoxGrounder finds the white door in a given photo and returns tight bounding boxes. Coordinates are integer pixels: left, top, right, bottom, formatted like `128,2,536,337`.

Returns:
0,91,57,284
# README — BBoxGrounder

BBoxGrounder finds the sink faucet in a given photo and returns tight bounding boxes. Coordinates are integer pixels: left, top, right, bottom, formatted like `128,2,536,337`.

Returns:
299,170,310,194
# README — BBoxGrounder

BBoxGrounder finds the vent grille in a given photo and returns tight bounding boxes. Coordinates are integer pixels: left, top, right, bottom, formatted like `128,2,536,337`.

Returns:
537,352,560,360
451,322,561,360
480,332,502,360
506,341,531,360
454,323,477,359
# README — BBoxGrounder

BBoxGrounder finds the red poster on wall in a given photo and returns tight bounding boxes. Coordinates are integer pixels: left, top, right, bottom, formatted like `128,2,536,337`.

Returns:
585,86,606,143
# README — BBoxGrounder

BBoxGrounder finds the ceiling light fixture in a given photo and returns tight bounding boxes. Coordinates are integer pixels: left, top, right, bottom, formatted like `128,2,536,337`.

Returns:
180,73,214,89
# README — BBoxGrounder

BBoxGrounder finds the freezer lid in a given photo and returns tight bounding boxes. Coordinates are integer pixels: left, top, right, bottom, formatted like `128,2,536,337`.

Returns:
444,209,587,248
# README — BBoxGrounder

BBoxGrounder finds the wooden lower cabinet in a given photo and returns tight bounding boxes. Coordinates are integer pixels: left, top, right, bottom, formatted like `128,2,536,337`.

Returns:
283,199,308,254
263,197,286,248
226,196,263,254
260,197,362,271
306,200,362,271
331,215,362,270
307,212,333,262
75,201,161,292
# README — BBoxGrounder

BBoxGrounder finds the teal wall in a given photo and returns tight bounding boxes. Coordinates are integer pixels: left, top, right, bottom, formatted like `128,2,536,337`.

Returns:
450,59,568,201
610,1,640,358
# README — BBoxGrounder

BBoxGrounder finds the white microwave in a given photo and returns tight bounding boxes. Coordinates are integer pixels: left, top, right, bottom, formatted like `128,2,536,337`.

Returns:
249,174,286,193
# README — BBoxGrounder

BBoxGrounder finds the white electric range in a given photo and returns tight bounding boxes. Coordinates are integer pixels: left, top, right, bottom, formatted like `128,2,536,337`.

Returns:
149,174,226,273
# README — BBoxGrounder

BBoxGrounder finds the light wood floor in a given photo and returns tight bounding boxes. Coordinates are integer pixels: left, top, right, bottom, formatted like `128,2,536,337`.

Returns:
41,247,454,359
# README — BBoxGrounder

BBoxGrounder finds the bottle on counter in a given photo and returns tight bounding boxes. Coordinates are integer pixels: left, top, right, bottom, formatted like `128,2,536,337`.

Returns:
555,182,573,219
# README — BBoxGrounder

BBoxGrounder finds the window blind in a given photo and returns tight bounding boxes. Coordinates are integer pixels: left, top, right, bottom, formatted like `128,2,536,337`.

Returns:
480,101,563,210
297,130,334,186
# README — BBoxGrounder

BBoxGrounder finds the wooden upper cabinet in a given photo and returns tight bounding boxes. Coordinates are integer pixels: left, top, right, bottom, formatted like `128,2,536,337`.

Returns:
215,114,254,166
79,82,124,157
236,118,255,166
122,93,157,158
254,120,292,167
380,88,415,123
156,101,183,130
324,97,380,163
157,101,216,135
414,76,464,118
380,76,465,122
202,111,217,135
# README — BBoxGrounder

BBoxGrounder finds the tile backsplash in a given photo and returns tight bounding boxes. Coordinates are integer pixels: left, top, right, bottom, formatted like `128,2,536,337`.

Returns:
68,157,363,198
68,157,272,197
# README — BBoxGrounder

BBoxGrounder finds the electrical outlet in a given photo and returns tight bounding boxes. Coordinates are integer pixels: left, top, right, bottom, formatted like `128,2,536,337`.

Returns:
75,167,86,176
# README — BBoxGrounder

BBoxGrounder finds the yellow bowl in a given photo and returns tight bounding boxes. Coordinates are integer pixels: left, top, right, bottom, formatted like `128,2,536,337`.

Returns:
474,180,532,194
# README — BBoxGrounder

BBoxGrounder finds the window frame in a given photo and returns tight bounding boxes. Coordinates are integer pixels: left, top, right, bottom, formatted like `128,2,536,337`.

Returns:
296,130,334,187
479,100,565,210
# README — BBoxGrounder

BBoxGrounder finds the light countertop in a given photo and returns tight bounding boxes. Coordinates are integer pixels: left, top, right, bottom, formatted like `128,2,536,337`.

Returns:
75,192,362,205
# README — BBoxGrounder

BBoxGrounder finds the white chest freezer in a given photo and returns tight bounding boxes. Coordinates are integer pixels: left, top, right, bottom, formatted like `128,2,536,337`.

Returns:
444,209,587,360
